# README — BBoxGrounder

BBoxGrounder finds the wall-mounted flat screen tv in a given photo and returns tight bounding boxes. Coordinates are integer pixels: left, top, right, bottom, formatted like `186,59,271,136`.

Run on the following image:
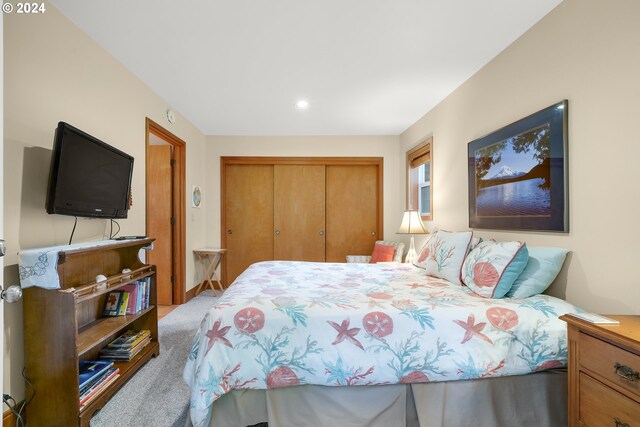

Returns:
46,122,134,219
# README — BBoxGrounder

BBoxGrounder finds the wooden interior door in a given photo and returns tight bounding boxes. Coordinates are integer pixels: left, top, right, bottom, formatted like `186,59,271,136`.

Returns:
225,165,274,283
274,165,325,261
326,165,380,262
147,145,173,305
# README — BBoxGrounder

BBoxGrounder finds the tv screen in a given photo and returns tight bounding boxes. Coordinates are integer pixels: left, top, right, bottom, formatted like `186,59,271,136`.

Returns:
46,122,134,219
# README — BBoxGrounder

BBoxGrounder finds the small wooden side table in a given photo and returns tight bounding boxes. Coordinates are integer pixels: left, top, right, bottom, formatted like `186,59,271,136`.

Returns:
194,248,227,294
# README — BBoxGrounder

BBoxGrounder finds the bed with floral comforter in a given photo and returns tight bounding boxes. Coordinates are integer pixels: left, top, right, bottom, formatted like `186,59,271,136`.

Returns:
183,261,580,427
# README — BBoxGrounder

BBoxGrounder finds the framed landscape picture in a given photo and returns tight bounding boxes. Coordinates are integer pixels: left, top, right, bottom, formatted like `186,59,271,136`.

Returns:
468,100,568,232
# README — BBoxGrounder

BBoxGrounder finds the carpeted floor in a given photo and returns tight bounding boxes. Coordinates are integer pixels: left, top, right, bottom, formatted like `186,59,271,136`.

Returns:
91,290,218,427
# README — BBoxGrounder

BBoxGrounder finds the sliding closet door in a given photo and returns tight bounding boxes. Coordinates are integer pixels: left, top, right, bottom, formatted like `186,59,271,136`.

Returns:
274,165,325,261
326,165,380,262
225,165,274,284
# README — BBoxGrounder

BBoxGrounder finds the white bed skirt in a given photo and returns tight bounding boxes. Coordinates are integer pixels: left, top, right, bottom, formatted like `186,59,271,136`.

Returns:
187,369,567,427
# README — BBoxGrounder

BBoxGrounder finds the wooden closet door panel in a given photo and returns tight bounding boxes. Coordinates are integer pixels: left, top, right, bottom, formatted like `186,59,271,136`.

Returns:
326,165,379,262
225,164,274,284
274,165,325,261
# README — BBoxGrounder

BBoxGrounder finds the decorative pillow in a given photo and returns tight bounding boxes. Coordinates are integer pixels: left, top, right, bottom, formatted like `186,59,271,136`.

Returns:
413,230,473,285
462,240,529,298
370,243,395,263
506,247,569,298
468,236,483,254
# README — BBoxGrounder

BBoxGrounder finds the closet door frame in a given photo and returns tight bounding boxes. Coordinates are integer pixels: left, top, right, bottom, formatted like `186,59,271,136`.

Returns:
220,156,384,286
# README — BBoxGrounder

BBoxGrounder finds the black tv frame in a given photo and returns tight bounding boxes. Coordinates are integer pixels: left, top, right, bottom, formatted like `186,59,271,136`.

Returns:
46,122,134,219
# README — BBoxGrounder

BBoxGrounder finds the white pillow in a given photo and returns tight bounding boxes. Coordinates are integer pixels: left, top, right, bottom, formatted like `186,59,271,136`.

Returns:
414,230,473,285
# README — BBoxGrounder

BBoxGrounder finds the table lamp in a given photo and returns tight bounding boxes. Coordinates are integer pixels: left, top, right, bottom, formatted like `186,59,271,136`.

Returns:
397,210,428,263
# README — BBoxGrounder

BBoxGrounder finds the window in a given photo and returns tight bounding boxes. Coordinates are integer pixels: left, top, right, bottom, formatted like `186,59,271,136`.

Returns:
406,138,432,221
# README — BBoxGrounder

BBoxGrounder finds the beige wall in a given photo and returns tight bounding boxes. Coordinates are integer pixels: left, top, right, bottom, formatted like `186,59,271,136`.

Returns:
3,2,206,402
400,0,640,314
205,136,401,251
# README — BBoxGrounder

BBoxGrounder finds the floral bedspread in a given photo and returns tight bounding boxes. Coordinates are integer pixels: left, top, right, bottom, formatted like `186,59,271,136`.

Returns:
183,261,580,427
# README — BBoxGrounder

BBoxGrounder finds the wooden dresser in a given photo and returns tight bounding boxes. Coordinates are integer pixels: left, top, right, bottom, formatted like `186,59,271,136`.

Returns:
561,314,640,427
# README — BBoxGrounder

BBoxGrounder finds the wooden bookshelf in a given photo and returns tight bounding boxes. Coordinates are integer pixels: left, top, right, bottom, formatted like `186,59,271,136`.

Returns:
23,238,160,427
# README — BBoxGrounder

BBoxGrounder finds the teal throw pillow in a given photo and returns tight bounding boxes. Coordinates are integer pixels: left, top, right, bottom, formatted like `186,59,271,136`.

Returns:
506,247,569,298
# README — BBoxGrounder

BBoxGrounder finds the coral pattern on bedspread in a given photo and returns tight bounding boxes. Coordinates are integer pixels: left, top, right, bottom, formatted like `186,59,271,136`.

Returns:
183,261,580,427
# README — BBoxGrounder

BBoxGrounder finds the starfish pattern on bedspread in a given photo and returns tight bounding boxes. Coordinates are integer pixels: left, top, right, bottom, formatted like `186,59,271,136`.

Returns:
183,260,582,427
453,314,493,344
327,318,364,350
204,319,233,354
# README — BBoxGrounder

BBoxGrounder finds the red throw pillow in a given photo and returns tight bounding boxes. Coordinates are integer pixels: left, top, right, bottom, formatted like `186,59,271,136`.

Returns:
370,244,395,263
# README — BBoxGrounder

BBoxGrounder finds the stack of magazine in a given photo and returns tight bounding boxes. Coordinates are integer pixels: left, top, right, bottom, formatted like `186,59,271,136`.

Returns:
99,330,152,361
79,360,120,408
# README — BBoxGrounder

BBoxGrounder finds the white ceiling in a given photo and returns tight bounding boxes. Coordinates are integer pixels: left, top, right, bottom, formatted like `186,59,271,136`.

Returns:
49,0,562,136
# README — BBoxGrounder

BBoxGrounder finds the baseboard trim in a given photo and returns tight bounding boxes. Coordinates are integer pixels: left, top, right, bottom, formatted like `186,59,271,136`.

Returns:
186,282,224,302
3,403,25,427
2,409,11,427
186,285,199,302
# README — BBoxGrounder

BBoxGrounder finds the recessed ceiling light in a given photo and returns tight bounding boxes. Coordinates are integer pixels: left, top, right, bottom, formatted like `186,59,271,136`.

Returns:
295,100,309,110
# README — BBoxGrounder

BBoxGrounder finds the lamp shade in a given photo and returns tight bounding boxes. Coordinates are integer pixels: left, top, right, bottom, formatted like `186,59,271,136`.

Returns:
397,210,428,234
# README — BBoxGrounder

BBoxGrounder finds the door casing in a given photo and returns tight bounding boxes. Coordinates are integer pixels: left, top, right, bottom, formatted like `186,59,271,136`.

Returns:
0,13,4,407
145,118,186,305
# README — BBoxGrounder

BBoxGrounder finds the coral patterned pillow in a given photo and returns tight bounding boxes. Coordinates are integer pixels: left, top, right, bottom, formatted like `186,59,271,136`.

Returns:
467,236,483,254
462,240,529,298
413,230,473,285
370,243,395,263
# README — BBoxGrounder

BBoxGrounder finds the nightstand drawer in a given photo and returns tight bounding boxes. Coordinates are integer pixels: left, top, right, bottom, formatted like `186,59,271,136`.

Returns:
580,332,640,397
579,373,640,426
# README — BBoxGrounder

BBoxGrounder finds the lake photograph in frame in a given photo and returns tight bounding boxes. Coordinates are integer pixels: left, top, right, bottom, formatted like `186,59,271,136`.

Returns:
468,100,568,232
475,124,551,216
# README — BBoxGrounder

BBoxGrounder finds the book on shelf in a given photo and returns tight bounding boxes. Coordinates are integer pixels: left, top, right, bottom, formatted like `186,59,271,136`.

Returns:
103,276,152,317
571,312,620,324
120,278,151,315
78,360,113,391
99,330,152,361
106,329,151,348
102,291,125,317
142,277,150,309
80,368,120,407
99,339,151,361
137,283,143,313
79,366,118,399
118,292,129,315
121,282,140,314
